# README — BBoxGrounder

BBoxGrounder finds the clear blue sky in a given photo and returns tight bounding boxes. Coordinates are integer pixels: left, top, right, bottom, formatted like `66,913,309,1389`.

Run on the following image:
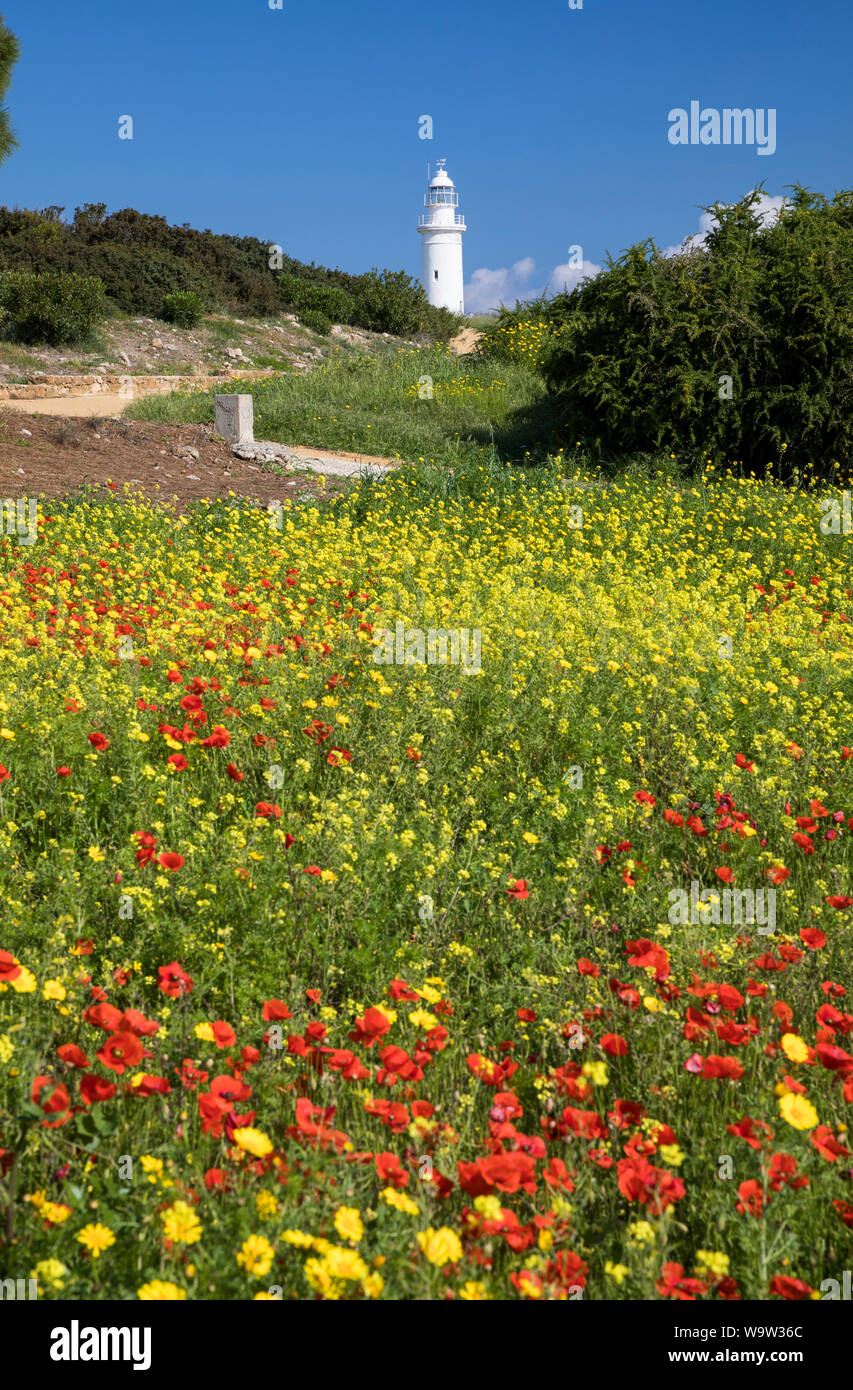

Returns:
1,0,849,311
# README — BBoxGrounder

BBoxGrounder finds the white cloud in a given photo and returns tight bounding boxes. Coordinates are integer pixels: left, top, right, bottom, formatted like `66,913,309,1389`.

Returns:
544,257,602,296
463,254,600,314
464,191,787,315
663,191,788,257
463,260,539,314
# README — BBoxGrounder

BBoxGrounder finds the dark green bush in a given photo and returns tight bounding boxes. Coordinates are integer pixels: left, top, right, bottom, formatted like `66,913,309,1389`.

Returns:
0,269,106,344
352,268,428,336
542,187,853,480
0,203,458,343
279,274,355,325
162,290,206,328
300,308,332,336
82,244,210,317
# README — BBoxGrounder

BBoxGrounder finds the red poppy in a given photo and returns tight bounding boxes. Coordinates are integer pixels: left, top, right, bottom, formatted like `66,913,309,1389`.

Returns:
600,1033,628,1056
157,851,184,871
458,1152,537,1196
506,878,529,900
826,895,853,910
117,1008,159,1037
262,999,292,1021
388,978,418,1001
577,958,599,977
133,1074,171,1096
31,1076,71,1126
727,1115,773,1149
717,983,744,1011
625,938,670,981
167,753,189,770
226,763,244,782
656,1262,708,1300
736,1179,767,1217
349,1007,391,1047
833,1199,853,1228
769,1276,813,1300
83,1001,123,1031
702,1054,744,1079
817,1042,853,1072
56,766,71,777
766,865,790,885
715,866,735,884
133,831,158,866
800,927,827,950
212,1021,237,1049
0,950,21,982
87,731,110,751
517,1008,537,1023
57,1044,89,1069
375,1152,409,1188
810,1125,850,1162
734,753,754,770
617,1156,685,1214
254,802,282,819
97,1031,144,1075
158,961,194,997
303,719,333,743
80,1074,117,1105
201,726,231,748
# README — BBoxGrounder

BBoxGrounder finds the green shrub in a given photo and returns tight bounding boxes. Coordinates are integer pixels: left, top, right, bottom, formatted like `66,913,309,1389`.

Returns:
279,274,355,325
542,187,853,480
352,268,428,336
0,202,458,344
0,269,106,344
162,289,206,328
477,296,553,365
300,307,332,336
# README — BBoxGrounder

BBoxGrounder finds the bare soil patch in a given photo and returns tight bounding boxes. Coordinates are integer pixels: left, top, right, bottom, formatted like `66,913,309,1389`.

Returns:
0,409,354,512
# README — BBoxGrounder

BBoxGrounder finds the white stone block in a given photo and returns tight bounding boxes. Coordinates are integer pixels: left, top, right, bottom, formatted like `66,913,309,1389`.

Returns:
215,393,253,445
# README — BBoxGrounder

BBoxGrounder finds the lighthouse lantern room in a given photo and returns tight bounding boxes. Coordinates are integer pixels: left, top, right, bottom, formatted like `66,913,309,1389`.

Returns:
417,159,465,315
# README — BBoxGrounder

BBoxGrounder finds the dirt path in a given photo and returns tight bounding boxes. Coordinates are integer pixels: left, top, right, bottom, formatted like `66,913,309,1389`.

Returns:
448,326,482,355
0,393,133,417
0,411,362,511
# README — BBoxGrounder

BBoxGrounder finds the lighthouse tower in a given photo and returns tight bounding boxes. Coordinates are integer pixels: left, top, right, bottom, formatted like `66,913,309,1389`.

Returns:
418,159,465,314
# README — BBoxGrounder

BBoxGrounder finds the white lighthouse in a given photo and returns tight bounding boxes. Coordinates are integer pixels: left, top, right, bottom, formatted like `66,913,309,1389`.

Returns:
418,159,465,314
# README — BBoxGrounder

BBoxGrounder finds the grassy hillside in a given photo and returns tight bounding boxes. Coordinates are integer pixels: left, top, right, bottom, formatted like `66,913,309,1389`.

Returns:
129,342,563,467
0,204,459,341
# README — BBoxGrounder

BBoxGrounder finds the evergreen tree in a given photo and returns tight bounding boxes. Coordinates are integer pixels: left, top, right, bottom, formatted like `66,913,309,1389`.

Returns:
0,15,19,167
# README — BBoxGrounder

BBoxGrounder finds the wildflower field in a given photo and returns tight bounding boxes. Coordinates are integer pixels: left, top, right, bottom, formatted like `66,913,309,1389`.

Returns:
2,451,853,1303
